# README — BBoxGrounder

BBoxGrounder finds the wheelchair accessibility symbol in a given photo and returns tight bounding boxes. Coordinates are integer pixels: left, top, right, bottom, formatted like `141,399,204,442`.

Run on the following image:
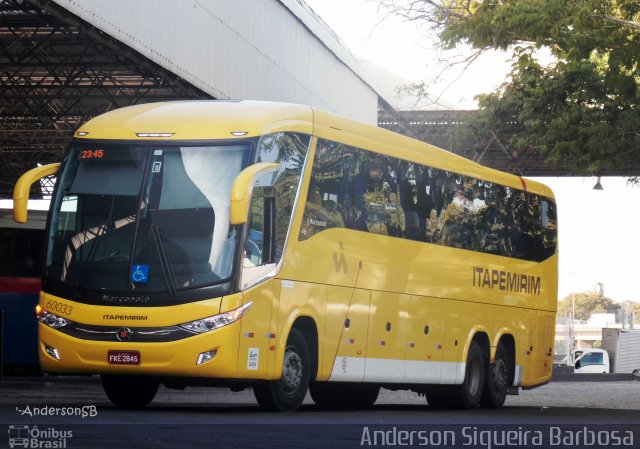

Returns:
131,264,149,283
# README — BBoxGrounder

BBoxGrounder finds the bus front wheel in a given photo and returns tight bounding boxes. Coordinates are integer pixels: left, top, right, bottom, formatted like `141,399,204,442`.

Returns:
253,328,310,411
101,375,159,409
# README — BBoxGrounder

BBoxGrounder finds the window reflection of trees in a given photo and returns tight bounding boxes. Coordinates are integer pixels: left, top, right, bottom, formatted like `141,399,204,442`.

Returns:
256,132,310,261
300,139,557,262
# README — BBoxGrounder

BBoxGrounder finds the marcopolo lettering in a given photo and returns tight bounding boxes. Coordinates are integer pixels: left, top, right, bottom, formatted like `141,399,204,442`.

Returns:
101,294,150,304
473,266,541,295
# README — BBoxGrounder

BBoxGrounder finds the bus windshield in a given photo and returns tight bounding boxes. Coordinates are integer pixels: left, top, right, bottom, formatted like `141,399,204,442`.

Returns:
45,142,250,296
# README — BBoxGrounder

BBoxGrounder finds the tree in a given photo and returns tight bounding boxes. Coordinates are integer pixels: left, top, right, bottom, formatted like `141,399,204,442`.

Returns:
619,300,640,325
378,0,640,175
556,291,620,321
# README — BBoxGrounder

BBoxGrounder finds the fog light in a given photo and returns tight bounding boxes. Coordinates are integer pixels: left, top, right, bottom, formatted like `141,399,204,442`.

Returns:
45,344,61,361
196,350,217,365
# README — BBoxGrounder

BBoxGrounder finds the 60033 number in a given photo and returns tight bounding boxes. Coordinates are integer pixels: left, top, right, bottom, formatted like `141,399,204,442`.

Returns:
45,300,73,316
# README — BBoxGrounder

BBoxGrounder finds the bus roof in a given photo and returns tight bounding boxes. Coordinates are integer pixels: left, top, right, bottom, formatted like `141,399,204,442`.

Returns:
75,100,553,198
75,100,314,141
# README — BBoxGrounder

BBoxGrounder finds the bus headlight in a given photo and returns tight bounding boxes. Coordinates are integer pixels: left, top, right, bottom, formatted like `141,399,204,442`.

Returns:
179,302,252,334
38,310,74,329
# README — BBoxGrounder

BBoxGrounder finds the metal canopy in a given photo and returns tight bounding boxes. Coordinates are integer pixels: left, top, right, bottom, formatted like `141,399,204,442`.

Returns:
1,1,637,201
0,0,210,199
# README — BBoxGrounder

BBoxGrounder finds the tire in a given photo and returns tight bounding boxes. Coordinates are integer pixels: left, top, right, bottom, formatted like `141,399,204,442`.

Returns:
480,341,512,408
310,382,379,409
453,341,485,409
253,328,311,411
101,375,159,409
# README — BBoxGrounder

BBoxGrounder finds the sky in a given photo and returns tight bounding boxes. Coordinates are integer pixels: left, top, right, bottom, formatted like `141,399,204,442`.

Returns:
304,0,513,110
305,0,640,303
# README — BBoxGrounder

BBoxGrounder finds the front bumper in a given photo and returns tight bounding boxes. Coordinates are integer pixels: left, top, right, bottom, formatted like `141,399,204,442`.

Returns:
38,320,241,378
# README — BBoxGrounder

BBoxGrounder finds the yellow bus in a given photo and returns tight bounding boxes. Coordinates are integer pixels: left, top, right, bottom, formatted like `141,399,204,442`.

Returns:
14,101,557,411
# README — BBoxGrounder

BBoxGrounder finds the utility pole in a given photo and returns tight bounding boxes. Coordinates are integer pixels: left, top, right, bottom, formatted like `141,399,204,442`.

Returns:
568,292,575,366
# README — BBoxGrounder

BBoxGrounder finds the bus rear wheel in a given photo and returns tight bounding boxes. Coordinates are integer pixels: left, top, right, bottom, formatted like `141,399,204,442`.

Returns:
480,341,511,408
101,375,159,409
453,341,485,409
310,382,379,409
253,329,310,411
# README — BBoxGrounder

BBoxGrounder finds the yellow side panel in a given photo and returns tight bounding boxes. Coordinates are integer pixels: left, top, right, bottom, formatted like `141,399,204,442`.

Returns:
285,229,556,313
364,292,409,382
442,301,468,364
516,308,542,386
321,285,350,377
404,296,446,383
322,288,371,381
442,301,495,383
529,313,555,384
236,280,275,379
272,280,325,379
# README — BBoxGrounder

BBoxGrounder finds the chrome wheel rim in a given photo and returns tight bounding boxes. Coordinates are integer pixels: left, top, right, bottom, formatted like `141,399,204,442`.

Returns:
281,347,303,394
493,358,509,391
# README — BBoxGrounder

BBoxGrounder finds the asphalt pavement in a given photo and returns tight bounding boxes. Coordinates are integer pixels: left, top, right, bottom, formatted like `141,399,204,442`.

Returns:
1,374,639,449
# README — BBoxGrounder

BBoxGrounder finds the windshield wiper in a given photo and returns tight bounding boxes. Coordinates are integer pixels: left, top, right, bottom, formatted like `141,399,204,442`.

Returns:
149,224,177,301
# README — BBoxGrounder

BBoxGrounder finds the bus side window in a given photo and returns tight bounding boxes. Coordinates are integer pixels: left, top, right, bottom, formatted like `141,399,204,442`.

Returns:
245,187,275,267
539,199,558,260
299,140,348,240
256,132,310,260
241,185,277,289
365,153,397,236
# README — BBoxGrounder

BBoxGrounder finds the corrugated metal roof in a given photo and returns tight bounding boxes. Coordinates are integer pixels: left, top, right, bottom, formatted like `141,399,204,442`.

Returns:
51,0,385,123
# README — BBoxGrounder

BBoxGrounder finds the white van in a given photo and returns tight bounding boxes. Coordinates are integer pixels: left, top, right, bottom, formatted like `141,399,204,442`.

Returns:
574,348,610,373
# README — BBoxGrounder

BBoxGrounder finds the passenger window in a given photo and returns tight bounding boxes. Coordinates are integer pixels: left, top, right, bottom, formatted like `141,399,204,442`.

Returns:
439,174,474,250
297,136,558,263
355,153,398,237
540,199,558,260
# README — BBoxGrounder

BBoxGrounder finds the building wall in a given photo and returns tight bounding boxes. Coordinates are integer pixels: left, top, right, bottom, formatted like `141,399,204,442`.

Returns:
52,0,380,123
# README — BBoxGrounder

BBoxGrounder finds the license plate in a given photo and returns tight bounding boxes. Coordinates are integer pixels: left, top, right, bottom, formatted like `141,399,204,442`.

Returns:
107,350,141,365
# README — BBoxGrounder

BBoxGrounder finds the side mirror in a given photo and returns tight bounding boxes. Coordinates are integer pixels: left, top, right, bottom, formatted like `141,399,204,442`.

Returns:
229,162,280,225
13,163,61,223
